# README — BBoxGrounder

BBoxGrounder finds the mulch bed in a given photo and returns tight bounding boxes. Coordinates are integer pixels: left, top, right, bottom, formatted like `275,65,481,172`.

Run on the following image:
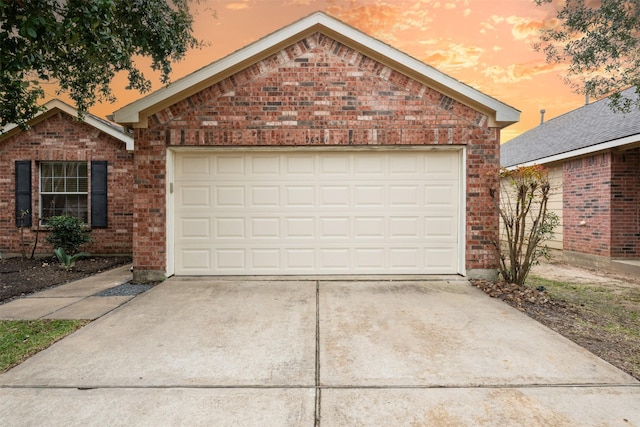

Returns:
0,256,132,303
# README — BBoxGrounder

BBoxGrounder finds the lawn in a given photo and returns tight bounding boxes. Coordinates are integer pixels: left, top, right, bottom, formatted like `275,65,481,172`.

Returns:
0,320,88,373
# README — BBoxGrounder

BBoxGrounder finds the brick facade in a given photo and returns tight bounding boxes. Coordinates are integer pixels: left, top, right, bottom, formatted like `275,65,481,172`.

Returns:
133,32,501,279
610,148,640,257
563,148,640,258
0,112,134,255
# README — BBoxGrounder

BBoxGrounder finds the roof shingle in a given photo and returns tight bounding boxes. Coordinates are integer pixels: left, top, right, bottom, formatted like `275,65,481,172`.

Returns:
501,87,640,167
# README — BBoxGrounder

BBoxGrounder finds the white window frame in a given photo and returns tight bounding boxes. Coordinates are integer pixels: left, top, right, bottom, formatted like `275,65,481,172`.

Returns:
39,161,89,224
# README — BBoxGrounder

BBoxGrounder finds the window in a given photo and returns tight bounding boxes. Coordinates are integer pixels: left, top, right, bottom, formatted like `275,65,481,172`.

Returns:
40,162,88,223
15,160,107,228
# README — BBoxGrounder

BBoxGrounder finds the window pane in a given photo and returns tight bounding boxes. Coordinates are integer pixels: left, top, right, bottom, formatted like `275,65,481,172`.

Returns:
67,177,78,192
53,164,64,178
41,163,53,177
42,177,53,192
77,177,88,192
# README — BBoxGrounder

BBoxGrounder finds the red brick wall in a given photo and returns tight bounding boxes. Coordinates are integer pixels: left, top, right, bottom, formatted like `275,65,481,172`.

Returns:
610,148,640,257
0,112,134,255
134,32,501,275
563,153,612,257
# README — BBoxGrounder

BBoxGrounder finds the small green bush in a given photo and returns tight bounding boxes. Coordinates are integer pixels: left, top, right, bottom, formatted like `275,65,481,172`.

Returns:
45,215,92,255
54,247,90,271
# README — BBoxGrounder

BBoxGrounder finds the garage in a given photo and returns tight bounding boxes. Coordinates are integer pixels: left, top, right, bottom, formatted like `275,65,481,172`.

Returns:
171,148,463,275
113,12,520,282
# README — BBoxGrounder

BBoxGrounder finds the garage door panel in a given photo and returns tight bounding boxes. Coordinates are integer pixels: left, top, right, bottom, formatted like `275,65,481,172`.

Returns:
354,155,385,174
250,217,280,238
251,155,281,175
215,185,245,208
214,155,244,176
319,249,350,270
285,185,315,207
250,186,280,207
177,248,212,272
177,155,211,178
354,185,385,207
389,217,419,238
320,186,350,206
320,155,350,175
174,150,461,275
424,217,457,242
354,248,386,271
181,186,210,207
425,185,458,207
389,185,420,207
285,217,315,238
319,217,350,239
214,217,245,239
285,249,315,270
250,249,280,271
179,218,211,239
389,154,419,175
215,249,246,270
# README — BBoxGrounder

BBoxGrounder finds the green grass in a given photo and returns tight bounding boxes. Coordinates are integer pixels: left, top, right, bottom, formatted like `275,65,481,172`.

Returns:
0,320,87,373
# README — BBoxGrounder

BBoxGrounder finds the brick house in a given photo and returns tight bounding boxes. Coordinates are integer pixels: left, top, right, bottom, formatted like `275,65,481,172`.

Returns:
501,88,640,275
0,99,134,256
113,12,519,283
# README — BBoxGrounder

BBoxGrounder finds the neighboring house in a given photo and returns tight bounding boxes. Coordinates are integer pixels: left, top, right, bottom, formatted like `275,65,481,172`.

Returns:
113,12,520,282
501,88,640,274
0,99,135,256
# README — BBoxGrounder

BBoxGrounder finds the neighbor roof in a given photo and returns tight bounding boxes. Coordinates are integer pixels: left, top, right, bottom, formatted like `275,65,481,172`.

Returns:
502,87,640,167
113,11,519,129
0,99,134,151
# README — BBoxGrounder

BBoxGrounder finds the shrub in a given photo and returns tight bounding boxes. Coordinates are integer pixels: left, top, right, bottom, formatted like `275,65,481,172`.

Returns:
54,248,90,271
489,165,560,286
45,215,92,255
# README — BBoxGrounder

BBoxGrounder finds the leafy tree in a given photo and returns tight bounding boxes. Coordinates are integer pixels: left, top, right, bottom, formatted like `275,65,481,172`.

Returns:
535,0,640,111
1,0,202,130
489,165,559,286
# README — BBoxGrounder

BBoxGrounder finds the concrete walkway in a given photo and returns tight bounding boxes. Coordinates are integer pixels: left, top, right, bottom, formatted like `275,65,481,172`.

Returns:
0,265,133,320
1,276,639,425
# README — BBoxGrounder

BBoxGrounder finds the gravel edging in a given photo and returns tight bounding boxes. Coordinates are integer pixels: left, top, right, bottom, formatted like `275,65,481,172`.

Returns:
94,283,153,297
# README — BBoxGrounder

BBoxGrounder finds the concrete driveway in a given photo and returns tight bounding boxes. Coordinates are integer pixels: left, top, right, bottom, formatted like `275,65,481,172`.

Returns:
1,277,639,426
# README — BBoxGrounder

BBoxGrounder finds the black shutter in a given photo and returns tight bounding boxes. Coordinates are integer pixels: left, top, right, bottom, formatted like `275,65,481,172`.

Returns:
91,161,108,228
15,161,32,227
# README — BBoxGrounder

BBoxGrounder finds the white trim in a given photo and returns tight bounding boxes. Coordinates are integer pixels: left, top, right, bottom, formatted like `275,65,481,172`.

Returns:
1,99,134,151
507,133,640,169
459,146,467,276
165,149,176,278
113,12,519,127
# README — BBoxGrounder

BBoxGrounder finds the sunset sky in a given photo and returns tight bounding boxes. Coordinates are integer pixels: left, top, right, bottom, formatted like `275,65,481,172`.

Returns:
51,0,589,142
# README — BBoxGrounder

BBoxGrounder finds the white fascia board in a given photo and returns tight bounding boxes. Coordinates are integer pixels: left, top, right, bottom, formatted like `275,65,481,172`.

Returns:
113,12,519,127
506,133,640,169
2,99,134,151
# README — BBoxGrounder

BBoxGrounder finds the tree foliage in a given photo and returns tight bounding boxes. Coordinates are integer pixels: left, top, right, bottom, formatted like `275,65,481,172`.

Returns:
1,0,201,129
535,0,640,111
490,165,559,286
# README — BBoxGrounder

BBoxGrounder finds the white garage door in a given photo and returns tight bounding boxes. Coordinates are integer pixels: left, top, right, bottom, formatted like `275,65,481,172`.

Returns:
173,150,462,275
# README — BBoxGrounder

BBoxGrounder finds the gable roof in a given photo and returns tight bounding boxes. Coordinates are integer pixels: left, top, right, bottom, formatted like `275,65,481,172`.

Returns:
113,11,519,129
1,99,134,151
501,87,640,167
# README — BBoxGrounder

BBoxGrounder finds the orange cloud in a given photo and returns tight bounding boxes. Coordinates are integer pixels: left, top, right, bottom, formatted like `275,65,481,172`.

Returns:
421,42,484,70
327,0,434,42
482,62,565,84
226,2,249,10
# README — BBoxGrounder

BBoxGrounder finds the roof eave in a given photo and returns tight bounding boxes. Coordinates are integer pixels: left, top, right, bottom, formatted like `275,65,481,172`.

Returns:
113,12,519,129
504,132,640,169
1,99,134,151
